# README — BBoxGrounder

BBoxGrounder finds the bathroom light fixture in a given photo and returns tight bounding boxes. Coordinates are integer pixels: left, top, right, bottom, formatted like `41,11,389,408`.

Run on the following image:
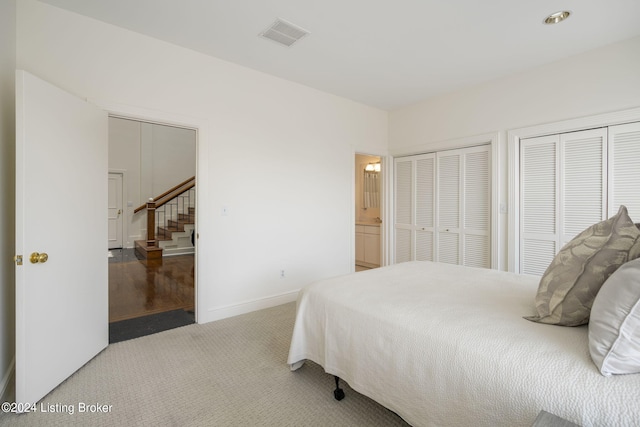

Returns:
365,163,381,172
544,10,571,24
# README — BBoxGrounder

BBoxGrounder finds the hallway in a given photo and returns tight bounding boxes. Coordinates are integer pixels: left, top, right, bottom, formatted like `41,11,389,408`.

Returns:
108,249,195,341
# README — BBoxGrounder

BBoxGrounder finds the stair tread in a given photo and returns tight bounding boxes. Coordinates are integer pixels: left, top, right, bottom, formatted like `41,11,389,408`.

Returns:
159,226,189,233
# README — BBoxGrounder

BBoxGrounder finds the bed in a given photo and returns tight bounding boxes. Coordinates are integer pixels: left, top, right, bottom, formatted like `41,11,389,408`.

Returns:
287,261,640,427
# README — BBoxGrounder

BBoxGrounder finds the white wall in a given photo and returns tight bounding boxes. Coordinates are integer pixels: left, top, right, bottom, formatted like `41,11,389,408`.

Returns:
0,0,16,402
17,0,388,322
109,117,196,247
389,35,640,270
148,123,196,197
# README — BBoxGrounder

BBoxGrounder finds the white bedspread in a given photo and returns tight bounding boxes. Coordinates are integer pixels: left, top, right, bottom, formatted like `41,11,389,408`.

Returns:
287,261,640,427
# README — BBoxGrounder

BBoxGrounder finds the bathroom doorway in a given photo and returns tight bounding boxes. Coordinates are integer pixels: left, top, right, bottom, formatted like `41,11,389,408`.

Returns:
355,154,382,271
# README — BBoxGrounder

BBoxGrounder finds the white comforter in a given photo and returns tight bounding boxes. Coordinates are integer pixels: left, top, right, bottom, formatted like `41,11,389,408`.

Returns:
287,261,640,427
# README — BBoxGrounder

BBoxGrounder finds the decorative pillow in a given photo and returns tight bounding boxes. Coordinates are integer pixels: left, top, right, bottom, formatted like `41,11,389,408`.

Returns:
589,257,640,375
525,205,640,326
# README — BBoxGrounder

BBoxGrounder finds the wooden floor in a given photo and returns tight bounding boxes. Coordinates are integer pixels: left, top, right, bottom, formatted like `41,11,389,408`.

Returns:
109,249,195,323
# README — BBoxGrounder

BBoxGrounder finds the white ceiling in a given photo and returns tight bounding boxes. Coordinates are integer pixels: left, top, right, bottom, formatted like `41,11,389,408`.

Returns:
38,0,640,111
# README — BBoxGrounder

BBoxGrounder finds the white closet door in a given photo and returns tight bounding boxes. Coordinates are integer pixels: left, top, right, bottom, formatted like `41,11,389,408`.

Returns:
437,152,461,264
395,146,490,267
520,128,607,276
463,147,490,268
394,158,413,263
561,129,607,247
520,135,558,276
415,156,435,261
609,122,640,221
437,145,491,268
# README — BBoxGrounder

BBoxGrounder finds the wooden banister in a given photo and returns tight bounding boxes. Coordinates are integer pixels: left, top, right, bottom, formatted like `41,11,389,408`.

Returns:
134,176,195,213
133,176,196,260
146,199,156,248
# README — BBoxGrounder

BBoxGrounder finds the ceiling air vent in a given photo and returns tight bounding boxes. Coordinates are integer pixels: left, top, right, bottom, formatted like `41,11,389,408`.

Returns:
260,18,310,47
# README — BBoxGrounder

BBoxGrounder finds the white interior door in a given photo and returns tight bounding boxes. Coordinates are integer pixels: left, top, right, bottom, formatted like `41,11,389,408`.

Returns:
415,155,435,262
437,152,461,264
108,172,124,249
394,158,413,263
15,70,108,405
520,129,606,276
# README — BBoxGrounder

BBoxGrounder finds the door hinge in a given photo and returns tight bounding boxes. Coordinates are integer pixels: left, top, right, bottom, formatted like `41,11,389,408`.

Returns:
14,255,23,266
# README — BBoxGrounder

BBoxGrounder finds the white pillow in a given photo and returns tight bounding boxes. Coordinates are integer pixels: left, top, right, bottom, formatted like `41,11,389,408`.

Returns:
589,257,640,376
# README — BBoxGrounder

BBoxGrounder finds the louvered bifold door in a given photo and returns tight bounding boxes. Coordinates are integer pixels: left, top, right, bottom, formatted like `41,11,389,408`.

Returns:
437,152,461,264
561,129,607,247
394,158,413,263
520,135,558,276
415,155,436,261
609,122,640,221
463,146,490,268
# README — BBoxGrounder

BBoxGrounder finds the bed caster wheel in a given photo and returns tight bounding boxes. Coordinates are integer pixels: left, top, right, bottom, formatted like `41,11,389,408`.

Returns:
333,376,345,401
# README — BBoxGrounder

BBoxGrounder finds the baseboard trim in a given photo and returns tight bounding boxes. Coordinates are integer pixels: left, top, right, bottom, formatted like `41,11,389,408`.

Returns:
1,357,15,403
203,290,299,323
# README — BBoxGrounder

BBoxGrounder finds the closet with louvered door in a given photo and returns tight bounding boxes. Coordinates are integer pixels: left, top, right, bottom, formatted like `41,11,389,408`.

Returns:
520,128,607,276
394,153,436,263
437,152,460,264
609,122,640,220
437,146,490,267
394,157,414,263
415,156,436,261
394,145,490,267
462,147,491,268
520,135,558,276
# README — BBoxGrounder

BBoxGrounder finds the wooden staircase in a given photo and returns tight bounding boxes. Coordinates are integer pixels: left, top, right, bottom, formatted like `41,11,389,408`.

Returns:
135,207,195,259
134,177,195,260
157,207,195,253
158,207,195,239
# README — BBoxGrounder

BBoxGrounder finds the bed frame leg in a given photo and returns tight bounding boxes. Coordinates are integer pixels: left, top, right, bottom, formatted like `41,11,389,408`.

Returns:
333,376,345,401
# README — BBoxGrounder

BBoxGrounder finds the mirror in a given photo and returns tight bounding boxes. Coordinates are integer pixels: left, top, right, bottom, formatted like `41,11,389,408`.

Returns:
363,163,380,209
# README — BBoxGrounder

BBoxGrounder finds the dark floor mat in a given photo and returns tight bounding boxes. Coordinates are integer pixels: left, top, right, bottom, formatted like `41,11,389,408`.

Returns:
109,309,195,344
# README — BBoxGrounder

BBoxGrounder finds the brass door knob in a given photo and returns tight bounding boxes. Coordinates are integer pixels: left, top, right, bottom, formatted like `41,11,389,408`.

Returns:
30,252,49,264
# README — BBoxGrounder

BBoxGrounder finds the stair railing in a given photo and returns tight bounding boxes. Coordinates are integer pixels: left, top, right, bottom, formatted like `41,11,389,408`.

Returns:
134,176,195,249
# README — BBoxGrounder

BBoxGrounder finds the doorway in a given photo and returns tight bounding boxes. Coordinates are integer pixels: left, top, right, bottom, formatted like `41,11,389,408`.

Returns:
355,153,383,272
107,116,197,342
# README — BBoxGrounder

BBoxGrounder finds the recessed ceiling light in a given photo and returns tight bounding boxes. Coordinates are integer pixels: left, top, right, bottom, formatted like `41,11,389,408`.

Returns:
544,11,571,25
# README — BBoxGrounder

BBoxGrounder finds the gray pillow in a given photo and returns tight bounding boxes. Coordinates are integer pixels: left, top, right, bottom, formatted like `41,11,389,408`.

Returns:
589,257,640,375
525,205,640,326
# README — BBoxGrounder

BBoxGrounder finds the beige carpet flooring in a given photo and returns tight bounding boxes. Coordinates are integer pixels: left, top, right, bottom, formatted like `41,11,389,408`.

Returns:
0,302,409,426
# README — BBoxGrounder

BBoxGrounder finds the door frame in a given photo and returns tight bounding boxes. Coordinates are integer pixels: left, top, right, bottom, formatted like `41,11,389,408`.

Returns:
97,100,203,323
352,150,391,271
108,170,126,249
